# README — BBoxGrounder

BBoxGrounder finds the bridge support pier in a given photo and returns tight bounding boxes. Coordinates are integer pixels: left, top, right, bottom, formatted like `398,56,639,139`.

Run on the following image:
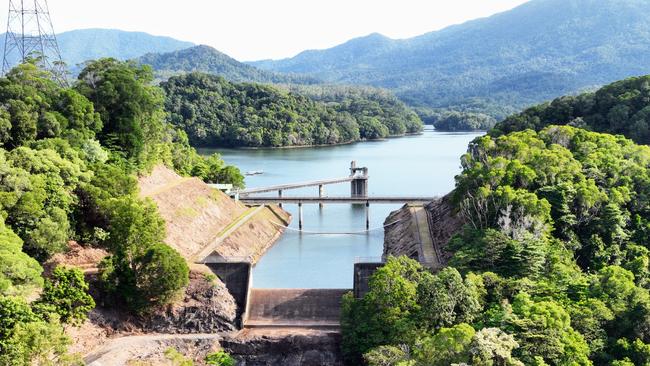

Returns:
298,202,303,230
278,190,283,208
319,185,325,209
366,201,370,230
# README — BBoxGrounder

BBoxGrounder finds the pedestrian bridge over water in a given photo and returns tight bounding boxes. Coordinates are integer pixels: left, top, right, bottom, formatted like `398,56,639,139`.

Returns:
233,161,436,230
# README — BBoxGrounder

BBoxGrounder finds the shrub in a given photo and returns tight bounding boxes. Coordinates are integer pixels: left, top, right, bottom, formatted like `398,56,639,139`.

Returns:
205,351,235,366
34,267,95,324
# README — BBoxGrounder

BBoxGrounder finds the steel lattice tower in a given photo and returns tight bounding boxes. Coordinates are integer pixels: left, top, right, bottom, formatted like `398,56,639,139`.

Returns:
2,0,66,82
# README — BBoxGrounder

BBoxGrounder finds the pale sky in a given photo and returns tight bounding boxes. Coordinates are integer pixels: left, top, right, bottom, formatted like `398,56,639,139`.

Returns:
38,0,530,61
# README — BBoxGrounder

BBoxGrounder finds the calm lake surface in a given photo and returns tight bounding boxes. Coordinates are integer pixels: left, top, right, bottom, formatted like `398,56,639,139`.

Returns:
199,128,483,289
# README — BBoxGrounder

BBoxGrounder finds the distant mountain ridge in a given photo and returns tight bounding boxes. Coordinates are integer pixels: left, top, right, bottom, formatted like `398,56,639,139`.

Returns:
138,45,319,84
250,0,650,119
0,28,194,69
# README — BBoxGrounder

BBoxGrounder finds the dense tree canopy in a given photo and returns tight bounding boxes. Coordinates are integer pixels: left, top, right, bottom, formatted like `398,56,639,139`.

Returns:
0,61,244,362
162,73,422,148
344,125,650,365
492,75,650,145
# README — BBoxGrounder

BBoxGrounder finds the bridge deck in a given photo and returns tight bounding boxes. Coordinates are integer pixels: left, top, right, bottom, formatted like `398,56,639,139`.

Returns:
238,176,358,195
239,196,436,204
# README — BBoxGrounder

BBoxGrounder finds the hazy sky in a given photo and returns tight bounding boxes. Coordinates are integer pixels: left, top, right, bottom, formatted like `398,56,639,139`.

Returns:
39,0,530,61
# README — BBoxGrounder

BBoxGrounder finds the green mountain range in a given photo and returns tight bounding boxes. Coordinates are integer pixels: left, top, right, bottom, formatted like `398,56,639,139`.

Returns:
137,45,319,84
250,0,650,120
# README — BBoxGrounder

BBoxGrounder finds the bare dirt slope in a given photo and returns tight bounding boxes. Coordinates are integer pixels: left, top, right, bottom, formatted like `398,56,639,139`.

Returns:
138,165,290,262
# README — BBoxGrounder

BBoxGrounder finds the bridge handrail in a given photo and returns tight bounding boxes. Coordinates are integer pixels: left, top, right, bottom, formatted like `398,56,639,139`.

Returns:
236,176,357,195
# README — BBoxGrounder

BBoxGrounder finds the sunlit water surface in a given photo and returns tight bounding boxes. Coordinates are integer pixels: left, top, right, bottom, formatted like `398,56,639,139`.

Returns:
199,128,483,288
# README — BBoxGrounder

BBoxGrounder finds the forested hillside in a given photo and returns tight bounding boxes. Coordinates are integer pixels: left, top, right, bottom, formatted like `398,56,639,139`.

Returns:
252,0,650,125
162,73,423,148
344,126,650,365
0,61,242,364
492,74,650,144
138,45,318,84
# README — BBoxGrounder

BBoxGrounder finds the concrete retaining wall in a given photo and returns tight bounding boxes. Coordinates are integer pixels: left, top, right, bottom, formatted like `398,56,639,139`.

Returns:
353,263,384,299
246,289,349,328
204,262,252,326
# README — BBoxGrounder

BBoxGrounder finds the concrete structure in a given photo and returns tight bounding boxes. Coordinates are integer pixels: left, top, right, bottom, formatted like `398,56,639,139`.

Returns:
353,262,385,299
207,183,234,195
350,161,369,198
203,261,387,329
234,161,369,200
245,289,348,329
239,196,436,230
237,177,355,196
203,261,252,327
238,196,436,205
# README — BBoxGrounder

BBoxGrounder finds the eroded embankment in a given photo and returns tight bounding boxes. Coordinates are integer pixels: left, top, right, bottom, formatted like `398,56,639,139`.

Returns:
383,194,465,268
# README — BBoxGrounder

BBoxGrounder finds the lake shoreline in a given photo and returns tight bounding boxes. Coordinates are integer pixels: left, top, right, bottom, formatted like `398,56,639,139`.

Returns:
197,131,425,152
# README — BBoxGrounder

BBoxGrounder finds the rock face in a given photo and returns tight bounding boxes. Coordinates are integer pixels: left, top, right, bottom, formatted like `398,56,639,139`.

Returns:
142,271,238,334
222,329,344,366
383,194,465,266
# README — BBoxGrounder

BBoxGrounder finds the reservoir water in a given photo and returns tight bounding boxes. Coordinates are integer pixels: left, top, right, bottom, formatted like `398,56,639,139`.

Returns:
200,128,483,289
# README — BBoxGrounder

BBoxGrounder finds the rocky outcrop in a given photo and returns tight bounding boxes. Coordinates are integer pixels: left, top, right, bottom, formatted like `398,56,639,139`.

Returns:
142,271,238,334
222,329,344,366
383,194,465,266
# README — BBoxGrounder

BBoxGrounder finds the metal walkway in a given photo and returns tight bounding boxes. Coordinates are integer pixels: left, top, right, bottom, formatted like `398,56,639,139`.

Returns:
237,177,356,195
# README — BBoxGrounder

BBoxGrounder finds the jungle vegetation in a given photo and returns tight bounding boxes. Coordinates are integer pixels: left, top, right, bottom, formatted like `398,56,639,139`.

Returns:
343,124,650,365
162,73,423,148
0,60,243,364
492,75,650,145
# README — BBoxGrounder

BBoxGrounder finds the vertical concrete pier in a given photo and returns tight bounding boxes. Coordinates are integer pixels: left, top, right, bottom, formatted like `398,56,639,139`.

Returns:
278,189,283,208
298,202,303,230
365,201,370,230
350,161,369,198
319,185,325,209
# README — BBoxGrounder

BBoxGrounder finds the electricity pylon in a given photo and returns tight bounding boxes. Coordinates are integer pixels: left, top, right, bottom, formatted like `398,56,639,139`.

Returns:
2,0,66,83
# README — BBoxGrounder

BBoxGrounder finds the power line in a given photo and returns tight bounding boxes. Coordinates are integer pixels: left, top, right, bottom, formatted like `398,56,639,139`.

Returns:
2,0,66,83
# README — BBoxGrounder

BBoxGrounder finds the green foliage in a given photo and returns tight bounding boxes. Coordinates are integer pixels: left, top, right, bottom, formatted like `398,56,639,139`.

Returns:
0,61,227,363
253,1,650,122
190,153,244,188
431,111,497,131
506,293,591,365
139,45,318,85
34,267,95,325
364,345,412,366
341,257,482,364
493,75,650,145
348,122,650,365
0,296,79,365
416,267,481,331
413,323,475,366
162,73,422,148
205,350,236,366
164,347,194,366
76,58,166,170
0,219,42,296
99,197,189,312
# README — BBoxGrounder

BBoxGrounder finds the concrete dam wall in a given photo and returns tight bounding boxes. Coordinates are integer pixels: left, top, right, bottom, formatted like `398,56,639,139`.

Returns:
245,289,349,328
